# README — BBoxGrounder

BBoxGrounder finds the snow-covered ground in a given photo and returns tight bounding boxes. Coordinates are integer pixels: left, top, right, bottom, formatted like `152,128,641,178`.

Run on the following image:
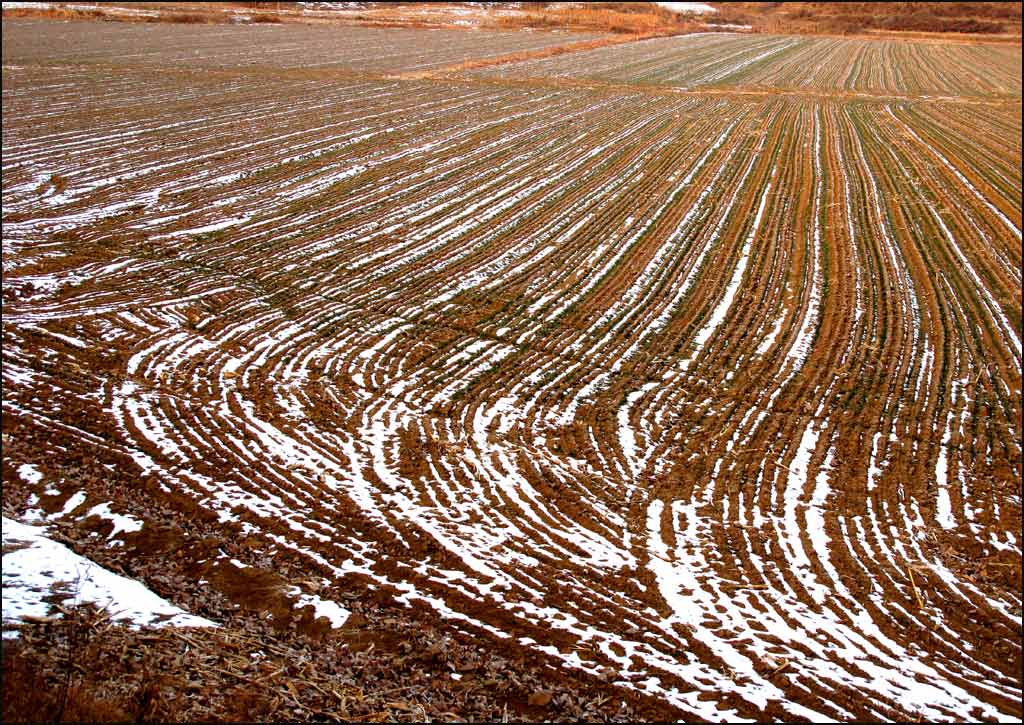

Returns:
2,516,216,638
656,2,718,14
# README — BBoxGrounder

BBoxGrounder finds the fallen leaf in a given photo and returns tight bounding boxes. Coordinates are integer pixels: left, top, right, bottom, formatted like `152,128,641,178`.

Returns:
528,691,553,707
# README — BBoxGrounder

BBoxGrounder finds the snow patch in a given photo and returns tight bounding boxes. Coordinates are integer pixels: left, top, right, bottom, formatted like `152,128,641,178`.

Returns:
2,517,216,637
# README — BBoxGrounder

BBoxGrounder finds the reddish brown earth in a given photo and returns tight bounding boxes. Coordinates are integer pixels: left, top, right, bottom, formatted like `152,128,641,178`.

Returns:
2,17,1021,722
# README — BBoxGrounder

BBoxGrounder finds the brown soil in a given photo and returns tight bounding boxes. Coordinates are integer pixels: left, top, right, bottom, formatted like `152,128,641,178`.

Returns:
2,15,1020,724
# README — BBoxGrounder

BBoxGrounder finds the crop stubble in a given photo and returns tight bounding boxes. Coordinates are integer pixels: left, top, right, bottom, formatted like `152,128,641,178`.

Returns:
2,19,1021,722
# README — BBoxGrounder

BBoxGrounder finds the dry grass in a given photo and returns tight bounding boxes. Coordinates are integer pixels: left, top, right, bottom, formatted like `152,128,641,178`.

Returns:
1,6,218,24
2,2,695,35
166,13,211,24
3,6,105,22
49,174,68,195
712,1,1022,37
493,4,695,35
4,1,1020,38
250,13,282,24
3,653,127,723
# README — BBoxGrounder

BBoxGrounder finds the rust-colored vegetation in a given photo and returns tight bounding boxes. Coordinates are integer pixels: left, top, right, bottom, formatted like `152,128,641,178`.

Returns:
712,1,1022,37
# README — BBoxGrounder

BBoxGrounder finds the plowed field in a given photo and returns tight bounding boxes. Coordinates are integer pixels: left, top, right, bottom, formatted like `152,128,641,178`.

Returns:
3,19,1021,722
472,32,1023,97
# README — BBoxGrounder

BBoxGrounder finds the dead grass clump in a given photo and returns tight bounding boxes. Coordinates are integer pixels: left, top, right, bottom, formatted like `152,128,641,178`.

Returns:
161,13,211,25
49,174,68,196
2,647,132,723
250,13,283,24
494,13,559,31
2,605,165,724
2,7,105,22
2,6,215,25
